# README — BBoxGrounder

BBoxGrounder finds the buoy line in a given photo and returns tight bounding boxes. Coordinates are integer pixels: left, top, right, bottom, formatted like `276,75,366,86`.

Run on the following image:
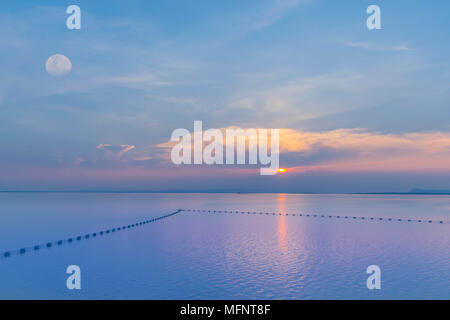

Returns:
2,208,447,260
0,209,182,260
183,209,448,225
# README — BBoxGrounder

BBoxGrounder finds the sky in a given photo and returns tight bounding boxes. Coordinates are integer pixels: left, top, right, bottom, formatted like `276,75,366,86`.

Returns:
0,0,449,193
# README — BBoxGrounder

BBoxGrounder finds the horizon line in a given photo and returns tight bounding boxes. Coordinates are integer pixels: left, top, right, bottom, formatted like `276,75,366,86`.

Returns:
1,190,449,195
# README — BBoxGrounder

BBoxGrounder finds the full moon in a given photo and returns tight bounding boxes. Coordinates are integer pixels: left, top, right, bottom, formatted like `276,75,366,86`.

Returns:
45,54,72,76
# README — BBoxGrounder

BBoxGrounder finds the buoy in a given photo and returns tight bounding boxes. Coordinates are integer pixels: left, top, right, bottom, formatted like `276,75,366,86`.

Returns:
46,243,52,247
4,251,11,257
34,245,40,250
20,248,26,254
57,240,63,245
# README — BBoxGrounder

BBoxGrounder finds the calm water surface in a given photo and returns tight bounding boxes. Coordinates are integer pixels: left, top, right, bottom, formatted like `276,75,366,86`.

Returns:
0,193,449,299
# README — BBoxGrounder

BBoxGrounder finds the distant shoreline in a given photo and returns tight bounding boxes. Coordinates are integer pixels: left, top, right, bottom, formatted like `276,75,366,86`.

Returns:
0,191,449,195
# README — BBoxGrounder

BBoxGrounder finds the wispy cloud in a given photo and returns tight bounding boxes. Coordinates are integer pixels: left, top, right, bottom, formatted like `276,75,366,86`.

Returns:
339,39,411,52
228,73,369,121
249,0,308,31
96,144,135,158
101,73,172,88
133,156,153,161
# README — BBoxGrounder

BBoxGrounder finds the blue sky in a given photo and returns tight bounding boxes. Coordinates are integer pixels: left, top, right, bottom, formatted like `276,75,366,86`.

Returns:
1,0,450,192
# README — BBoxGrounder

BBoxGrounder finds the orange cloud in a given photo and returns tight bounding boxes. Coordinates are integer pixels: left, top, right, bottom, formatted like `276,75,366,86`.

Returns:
156,127,450,173
279,129,450,173
133,156,153,161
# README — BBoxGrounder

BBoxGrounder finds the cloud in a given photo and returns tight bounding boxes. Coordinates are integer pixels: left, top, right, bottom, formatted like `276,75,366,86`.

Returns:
279,129,450,173
133,156,153,161
249,0,307,31
96,144,135,158
72,156,85,167
101,73,172,88
156,126,450,173
339,39,411,52
228,73,368,121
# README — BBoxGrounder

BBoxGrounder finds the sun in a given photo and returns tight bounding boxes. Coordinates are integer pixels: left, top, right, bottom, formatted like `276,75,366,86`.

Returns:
277,168,287,173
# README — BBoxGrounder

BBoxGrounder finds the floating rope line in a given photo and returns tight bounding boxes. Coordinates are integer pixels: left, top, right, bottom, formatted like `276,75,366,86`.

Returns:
0,209,182,260
182,209,449,225
2,208,447,260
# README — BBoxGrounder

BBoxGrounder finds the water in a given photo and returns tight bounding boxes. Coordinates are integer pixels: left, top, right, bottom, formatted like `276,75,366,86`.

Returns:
0,193,449,299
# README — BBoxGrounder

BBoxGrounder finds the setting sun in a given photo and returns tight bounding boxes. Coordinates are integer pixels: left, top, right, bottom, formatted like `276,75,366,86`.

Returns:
277,168,287,173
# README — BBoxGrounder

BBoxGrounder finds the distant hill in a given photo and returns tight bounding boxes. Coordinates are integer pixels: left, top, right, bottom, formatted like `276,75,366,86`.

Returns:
409,188,450,194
